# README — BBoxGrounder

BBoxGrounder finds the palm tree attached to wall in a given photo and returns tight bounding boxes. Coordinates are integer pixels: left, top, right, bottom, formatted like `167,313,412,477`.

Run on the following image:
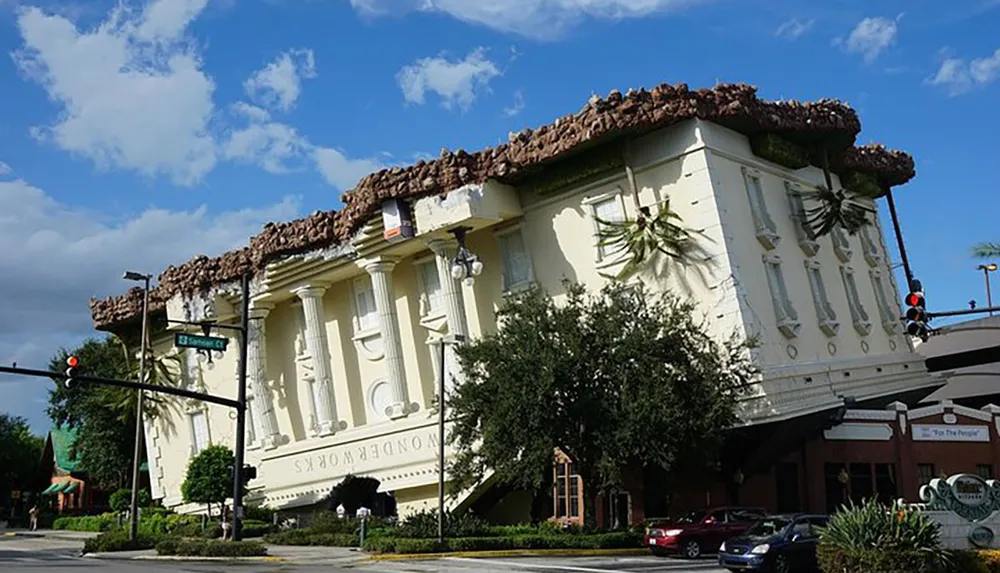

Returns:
972,243,1000,260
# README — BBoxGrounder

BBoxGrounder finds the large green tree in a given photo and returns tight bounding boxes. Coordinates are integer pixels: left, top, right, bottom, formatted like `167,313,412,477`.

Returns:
181,445,244,517
448,282,757,527
0,414,44,495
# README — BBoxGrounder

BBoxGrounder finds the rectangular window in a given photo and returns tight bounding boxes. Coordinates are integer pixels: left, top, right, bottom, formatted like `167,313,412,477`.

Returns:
979,464,994,479
190,411,210,454
917,464,936,487
184,348,200,389
293,303,308,357
840,266,871,335
416,260,443,316
859,221,882,267
553,459,583,523
498,229,534,291
833,227,853,263
742,167,779,249
591,195,626,260
805,260,838,337
246,396,258,447
763,254,800,338
353,277,378,331
785,183,819,255
874,463,897,505
870,270,898,333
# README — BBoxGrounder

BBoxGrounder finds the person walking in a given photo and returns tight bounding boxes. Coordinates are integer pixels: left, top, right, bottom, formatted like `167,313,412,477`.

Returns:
220,505,232,540
28,505,39,531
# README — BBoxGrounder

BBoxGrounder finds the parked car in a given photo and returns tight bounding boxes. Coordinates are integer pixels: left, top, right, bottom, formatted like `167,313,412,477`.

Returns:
717,513,829,572
645,507,767,559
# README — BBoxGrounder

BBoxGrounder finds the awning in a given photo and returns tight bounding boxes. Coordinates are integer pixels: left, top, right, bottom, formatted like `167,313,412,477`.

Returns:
41,483,62,495
140,461,149,472
62,482,79,494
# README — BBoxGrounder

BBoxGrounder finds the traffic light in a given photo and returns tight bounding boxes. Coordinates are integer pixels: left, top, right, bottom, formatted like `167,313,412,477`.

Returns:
229,464,257,485
64,355,80,388
905,287,929,341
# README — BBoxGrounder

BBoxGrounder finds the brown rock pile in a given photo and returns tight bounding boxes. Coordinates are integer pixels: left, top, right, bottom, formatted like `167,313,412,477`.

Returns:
90,82,917,330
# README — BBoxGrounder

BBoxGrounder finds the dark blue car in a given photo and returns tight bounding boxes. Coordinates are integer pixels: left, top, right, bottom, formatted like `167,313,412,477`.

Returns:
717,513,828,573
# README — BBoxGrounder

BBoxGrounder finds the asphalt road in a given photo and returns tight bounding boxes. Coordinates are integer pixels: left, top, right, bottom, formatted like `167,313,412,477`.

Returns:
0,535,728,573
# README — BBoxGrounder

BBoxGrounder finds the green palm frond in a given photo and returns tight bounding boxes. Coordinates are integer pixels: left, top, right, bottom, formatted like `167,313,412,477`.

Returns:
801,186,869,238
595,201,710,281
971,242,1000,259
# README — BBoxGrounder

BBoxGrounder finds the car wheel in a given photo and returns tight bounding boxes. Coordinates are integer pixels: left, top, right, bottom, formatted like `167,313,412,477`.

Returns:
773,554,790,573
682,540,701,559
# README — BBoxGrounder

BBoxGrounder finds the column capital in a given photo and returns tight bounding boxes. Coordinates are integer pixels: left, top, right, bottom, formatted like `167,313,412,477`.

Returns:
425,238,457,257
292,284,329,300
359,256,400,274
248,303,273,320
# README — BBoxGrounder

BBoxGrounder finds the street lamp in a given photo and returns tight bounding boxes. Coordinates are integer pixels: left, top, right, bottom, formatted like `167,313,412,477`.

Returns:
977,264,997,316
123,270,151,541
448,227,483,287
433,333,466,545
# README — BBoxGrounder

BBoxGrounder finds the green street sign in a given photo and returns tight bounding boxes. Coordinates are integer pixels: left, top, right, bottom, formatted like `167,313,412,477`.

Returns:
174,332,229,352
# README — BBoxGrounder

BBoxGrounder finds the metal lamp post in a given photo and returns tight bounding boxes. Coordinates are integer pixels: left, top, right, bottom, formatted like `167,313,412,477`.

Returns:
448,227,483,286
123,271,152,541
977,264,998,317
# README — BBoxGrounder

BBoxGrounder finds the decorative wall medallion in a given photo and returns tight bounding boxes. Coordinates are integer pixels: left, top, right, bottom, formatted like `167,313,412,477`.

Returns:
786,345,798,359
920,474,1000,522
827,342,837,356
860,340,870,354
889,339,897,351
970,526,995,548
944,413,958,425
368,380,393,422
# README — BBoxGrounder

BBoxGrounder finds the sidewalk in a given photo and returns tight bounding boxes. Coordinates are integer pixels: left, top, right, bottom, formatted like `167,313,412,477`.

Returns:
1,528,100,541
85,545,368,564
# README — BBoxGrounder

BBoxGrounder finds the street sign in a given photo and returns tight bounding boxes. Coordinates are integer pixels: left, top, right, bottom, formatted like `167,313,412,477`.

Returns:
175,332,228,352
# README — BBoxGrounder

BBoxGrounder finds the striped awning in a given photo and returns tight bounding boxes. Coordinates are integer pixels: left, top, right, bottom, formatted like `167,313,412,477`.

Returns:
41,483,62,495
62,482,79,494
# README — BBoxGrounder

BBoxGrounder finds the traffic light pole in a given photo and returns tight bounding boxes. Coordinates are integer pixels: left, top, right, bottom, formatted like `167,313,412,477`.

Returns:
232,272,250,541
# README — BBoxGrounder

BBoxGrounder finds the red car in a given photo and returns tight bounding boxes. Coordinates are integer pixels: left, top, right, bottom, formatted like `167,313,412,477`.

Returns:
645,507,767,559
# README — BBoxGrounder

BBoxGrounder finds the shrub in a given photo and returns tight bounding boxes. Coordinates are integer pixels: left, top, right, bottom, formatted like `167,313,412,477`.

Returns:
817,498,952,573
241,519,275,539
263,529,358,546
243,504,275,523
310,511,359,534
82,530,164,554
109,488,152,512
361,532,642,554
53,514,117,532
397,510,490,539
155,538,267,557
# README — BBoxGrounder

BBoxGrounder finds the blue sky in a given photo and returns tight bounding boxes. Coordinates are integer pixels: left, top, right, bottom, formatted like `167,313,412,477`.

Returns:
1,0,999,434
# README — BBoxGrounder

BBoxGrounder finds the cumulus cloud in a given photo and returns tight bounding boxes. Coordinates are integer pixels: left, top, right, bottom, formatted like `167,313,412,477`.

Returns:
350,0,705,39
775,18,814,40
927,48,1000,96
313,147,385,190
0,177,301,431
397,48,501,110
12,0,218,185
503,90,526,116
244,49,317,112
837,16,900,63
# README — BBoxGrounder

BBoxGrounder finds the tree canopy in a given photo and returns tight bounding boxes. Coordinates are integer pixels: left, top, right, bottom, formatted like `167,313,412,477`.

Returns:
327,474,380,515
448,281,757,526
181,444,243,516
0,413,44,495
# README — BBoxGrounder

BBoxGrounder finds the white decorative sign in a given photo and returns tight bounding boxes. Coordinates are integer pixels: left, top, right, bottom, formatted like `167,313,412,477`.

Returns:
912,424,989,442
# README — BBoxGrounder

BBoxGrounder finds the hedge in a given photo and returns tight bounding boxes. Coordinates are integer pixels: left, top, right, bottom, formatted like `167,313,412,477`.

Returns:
363,532,642,554
155,538,267,557
53,514,118,532
263,529,358,546
82,530,164,554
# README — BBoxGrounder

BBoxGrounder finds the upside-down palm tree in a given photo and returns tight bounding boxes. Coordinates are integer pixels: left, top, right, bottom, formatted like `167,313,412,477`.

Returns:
972,243,1000,260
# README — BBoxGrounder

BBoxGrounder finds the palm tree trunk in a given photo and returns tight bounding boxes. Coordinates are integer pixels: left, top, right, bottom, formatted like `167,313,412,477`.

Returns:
621,141,642,213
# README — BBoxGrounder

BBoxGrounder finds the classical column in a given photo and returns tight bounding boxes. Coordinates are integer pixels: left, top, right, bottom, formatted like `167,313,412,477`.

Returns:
427,239,469,388
248,305,281,450
361,257,410,419
293,285,341,436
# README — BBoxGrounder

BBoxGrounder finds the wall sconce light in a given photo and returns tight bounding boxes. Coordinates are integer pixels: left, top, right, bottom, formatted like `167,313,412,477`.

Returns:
448,227,483,287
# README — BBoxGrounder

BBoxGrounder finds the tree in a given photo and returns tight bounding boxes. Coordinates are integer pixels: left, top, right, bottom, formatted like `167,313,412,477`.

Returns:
327,474,380,515
181,445,243,517
972,243,1000,260
109,488,151,512
0,414,44,495
448,281,757,528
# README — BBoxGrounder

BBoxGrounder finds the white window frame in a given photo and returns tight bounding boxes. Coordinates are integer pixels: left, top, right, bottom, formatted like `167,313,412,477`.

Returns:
832,227,853,263
188,409,211,456
859,219,882,267
414,256,445,318
183,348,201,390
496,225,536,292
840,265,871,335
742,166,780,250
351,276,379,333
584,189,628,263
804,259,839,337
870,269,899,334
762,253,800,339
785,182,820,256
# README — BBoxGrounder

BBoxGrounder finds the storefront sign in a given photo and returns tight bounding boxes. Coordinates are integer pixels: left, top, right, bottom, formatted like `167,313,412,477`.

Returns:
955,475,989,507
970,526,995,548
912,424,989,442
291,431,439,476
921,473,1000,522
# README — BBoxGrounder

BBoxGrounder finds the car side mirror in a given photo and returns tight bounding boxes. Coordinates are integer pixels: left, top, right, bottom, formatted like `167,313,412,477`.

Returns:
791,533,802,543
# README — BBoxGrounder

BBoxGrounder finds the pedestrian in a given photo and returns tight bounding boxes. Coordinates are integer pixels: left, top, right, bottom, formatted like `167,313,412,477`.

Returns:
220,505,232,541
28,505,39,531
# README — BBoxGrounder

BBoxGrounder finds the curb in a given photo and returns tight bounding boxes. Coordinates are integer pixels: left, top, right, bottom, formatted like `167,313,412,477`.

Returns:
367,548,651,561
85,553,286,562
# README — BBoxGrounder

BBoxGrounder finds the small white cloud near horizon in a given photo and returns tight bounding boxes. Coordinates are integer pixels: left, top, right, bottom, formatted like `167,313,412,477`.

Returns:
927,48,1000,95
397,48,502,111
244,49,317,112
504,90,526,116
837,15,901,63
0,162,11,176
775,18,814,40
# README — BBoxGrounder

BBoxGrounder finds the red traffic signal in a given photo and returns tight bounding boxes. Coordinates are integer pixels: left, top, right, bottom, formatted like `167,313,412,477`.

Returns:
65,356,80,388
66,355,79,368
905,292,925,308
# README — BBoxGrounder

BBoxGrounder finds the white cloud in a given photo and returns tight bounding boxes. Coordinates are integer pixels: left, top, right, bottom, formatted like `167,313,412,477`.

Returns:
313,147,384,190
244,49,317,112
927,48,1000,95
12,0,218,186
397,48,501,110
504,90,525,116
0,177,300,432
350,0,704,39
0,162,10,176
838,16,899,63
775,18,814,40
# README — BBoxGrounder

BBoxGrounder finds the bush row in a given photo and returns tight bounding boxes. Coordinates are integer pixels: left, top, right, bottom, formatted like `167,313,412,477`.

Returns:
264,529,359,546
363,532,642,554
54,514,118,532
82,531,162,554
155,538,268,557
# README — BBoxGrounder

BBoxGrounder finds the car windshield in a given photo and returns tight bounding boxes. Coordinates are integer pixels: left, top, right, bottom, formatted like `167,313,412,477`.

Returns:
744,517,791,537
675,511,707,524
